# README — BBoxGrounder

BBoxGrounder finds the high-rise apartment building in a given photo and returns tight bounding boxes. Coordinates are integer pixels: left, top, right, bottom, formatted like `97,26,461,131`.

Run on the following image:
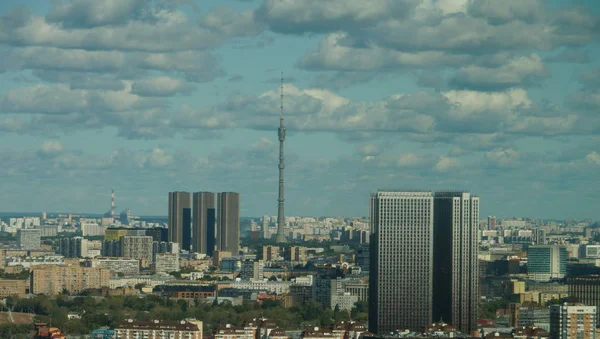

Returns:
240,260,264,281
568,276,600,325
155,253,180,274
31,266,110,295
369,191,434,333
487,216,496,230
121,236,154,267
193,192,216,255
17,229,41,250
528,245,567,281
217,192,240,255
550,303,596,339
262,246,280,262
433,192,479,334
168,192,191,251
288,246,308,264
60,237,88,258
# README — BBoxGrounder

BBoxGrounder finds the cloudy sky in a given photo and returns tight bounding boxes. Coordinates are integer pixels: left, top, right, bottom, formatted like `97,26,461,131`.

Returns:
0,0,599,219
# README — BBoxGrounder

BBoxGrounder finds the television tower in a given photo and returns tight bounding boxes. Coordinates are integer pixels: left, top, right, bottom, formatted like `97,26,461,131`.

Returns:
275,72,287,243
111,189,115,219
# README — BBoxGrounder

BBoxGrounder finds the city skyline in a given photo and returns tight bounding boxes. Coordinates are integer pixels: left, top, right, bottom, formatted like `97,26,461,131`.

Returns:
0,0,599,220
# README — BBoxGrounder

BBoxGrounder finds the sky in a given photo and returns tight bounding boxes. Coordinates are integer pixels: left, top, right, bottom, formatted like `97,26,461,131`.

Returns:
0,0,599,219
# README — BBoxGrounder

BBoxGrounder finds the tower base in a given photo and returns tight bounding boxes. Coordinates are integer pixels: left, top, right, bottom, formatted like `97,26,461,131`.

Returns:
275,233,287,243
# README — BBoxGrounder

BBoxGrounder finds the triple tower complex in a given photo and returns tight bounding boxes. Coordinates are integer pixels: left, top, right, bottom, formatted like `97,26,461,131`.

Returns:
168,191,239,256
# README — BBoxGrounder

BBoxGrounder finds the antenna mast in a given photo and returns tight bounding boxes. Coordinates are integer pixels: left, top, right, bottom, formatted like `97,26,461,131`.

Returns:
275,72,287,243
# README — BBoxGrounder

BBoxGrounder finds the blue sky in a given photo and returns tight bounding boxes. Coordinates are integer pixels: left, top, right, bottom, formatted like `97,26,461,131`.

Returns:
0,0,599,219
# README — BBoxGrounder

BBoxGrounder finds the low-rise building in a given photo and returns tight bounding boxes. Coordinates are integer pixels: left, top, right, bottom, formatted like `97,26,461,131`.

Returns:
115,319,202,339
214,324,255,339
87,258,140,276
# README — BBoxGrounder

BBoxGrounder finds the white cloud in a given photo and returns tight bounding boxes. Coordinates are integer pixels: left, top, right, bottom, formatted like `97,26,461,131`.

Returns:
396,153,421,167
434,156,460,172
0,7,262,52
46,0,146,28
450,54,547,90
39,140,63,155
484,148,520,167
132,76,194,97
586,152,600,165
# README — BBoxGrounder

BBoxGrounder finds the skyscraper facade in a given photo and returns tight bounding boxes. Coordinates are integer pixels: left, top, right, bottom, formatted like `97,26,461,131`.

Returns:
168,192,191,251
433,192,479,334
193,192,216,255
217,192,240,255
369,191,434,334
528,245,567,281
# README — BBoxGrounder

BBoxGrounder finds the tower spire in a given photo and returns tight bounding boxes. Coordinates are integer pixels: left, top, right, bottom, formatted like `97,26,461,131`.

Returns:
275,72,287,243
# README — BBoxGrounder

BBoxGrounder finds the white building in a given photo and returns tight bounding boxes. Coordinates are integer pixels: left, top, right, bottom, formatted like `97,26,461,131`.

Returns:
155,253,179,274
17,229,41,250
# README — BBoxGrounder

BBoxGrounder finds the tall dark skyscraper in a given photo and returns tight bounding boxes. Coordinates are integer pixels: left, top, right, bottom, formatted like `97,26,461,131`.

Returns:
193,192,216,256
433,192,479,334
369,191,434,334
168,192,191,251
369,190,480,335
217,192,240,254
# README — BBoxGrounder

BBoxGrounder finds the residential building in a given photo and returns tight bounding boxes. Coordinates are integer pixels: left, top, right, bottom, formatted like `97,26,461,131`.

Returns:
59,237,88,258
488,216,496,230
331,292,359,312
568,276,600,325
0,279,27,297
240,260,264,281
81,223,107,237
88,258,140,276
38,226,58,237
101,240,122,257
288,246,308,264
433,192,479,333
31,266,110,295
369,191,434,333
214,324,254,339
193,192,216,255
528,245,567,281
262,246,280,262
169,191,192,252
550,303,596,339
155,253,179,274
218,192,240,255
121,236,153,268
115,319,202,339
17,228,41,250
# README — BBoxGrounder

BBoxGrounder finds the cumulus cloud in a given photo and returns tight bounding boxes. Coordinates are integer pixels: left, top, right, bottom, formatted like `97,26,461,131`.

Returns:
0,6,263,52
132,77,194,97
39,140,63,155
450,54,548,90
46,0,147,28
586,152,600,165
0,83,159,114
256,0,419,34
396,153,421,167
434,156,460,172
484,148,520,167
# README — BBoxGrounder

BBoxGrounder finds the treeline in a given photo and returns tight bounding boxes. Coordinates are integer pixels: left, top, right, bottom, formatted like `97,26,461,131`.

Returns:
4,295,368,335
